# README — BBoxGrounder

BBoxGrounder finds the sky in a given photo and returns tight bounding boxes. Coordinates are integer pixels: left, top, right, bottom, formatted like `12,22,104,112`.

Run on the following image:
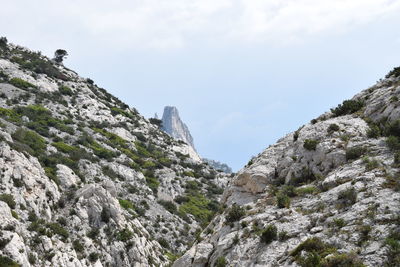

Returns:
1,0,400,171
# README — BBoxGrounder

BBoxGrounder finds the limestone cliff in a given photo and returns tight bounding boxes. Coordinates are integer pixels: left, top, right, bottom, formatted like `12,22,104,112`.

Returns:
174,70,400,266
0,38,229,267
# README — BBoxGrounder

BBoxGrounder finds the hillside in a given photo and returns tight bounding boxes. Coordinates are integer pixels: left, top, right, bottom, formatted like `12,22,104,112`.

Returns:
0,38,230,266
174,70,400,266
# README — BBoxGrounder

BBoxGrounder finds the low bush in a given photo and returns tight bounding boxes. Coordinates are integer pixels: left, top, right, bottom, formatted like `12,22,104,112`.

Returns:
367,124,381,138
385,234,400,266
59,85,73,95
0,255,19,267
260,224,277,244
116,228,133,242
225,204,246,223
118,199,135,211
345,146,367,160
327,123,340,133
215,256,227,267
337,187,357,206
9,77,36,89
73,240,84,253
387,136,400,151
52,142,76,153
179,193,214,224
0,194,16,209
289,168,317,186
12,128,46,156
331,99,364,117
386,66,400,78
303,139,318,151
276,193,290,208
158,200,177,214
88,252,99,262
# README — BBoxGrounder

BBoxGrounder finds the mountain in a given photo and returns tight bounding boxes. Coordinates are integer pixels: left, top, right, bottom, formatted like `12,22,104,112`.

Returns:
0,38,230,266
161,106,233,173
203,159,233,174
161,106,195,149
174,70,400,266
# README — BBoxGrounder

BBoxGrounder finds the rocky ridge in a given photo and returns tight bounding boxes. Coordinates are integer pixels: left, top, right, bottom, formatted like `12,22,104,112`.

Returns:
0,39,230,266
161,106,232,174
174,69,400,266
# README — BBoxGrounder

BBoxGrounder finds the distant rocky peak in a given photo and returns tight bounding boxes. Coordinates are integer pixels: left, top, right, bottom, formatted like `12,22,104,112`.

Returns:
161,106,195,149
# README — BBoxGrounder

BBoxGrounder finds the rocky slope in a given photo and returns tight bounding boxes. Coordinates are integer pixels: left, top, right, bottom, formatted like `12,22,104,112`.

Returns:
174,69,400,266
0,38,230,267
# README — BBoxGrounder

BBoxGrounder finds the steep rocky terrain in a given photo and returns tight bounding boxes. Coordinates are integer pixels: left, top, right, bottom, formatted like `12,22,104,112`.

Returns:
161,106,196,153
202,159,232,174
174,69,400,266
160,106,232,174
0,38,230,267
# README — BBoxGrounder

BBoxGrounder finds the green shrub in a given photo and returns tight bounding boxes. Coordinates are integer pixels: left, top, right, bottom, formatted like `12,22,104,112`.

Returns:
89,141,115,159
215,256,227,267
9,77,36,89
0,194,16,209
11,210,18,219
345,146,367,160
331,99,364,117
260,224,277,244
72,240,84,253
101,207,111,223
0,255,19,267
323,253,365,267
158,200,177,214
387,136,400,151
145,175,160,194
10,50,69,80
289,168,317,186
118,199,135,211
332,218,346,228
11,128,46,156
117,228,133,242
327,124,340,133
337,187,357,206
59,85,73,95
367,124,381,138
52,142,76,153
276,193,290,208
295,186,318,196
88,252,99,262
47,222,69,239
225,204,246,223
158,238,170,249
303,139,318,151
291,237,337,267
179,193,214,224
362,157,380,171
386,66,400,78
385,235,400,266
87,228,100,239
386,120,400,137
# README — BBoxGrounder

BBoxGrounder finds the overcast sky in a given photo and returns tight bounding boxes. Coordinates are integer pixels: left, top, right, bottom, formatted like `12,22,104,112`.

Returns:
2,0,400,171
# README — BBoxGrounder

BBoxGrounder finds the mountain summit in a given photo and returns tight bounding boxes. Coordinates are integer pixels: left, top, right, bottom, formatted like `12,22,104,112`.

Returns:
161,106,195,149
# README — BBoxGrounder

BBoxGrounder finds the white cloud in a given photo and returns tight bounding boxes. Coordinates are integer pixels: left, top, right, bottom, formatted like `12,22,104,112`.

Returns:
1,0,400,49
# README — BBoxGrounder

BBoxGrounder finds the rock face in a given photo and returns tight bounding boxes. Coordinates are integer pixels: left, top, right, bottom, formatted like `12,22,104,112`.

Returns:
0,40,229,266
161,106,195,149
203,158,233,174
174,71,400,266
161,106,232,170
